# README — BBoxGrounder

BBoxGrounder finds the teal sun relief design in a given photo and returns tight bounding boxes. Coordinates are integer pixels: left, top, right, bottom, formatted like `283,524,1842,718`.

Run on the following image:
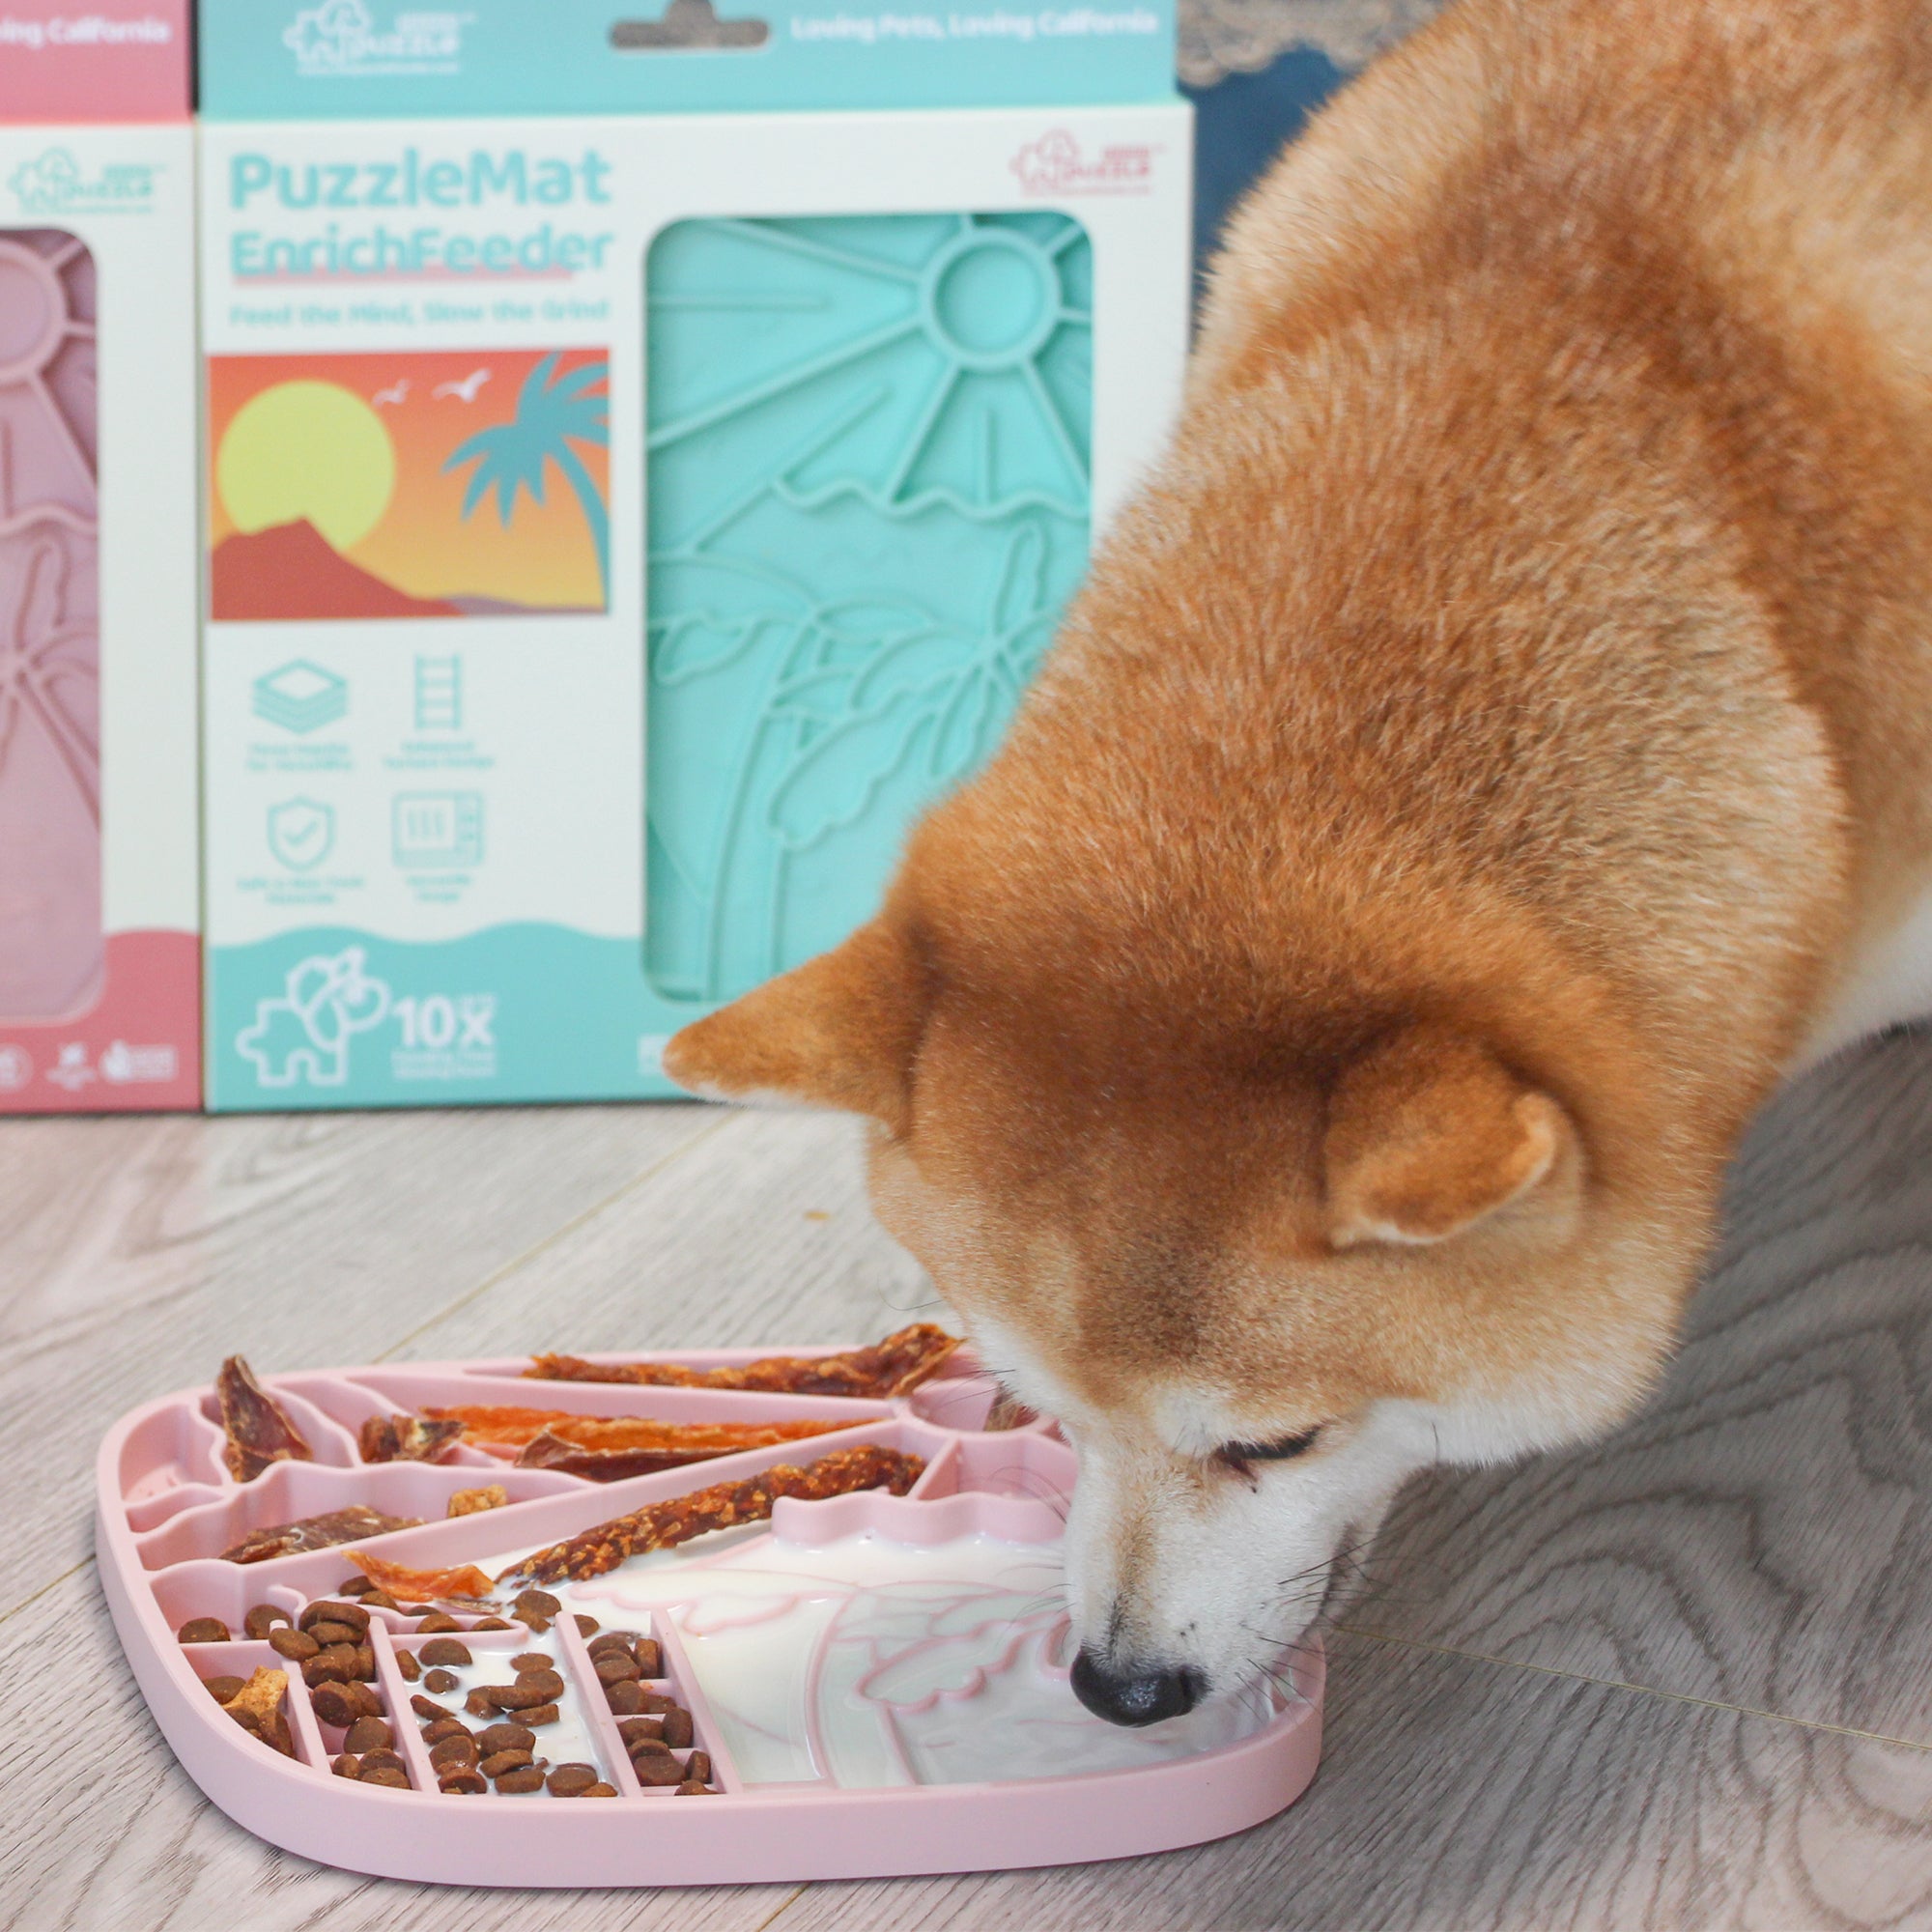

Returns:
644,210,1094,1005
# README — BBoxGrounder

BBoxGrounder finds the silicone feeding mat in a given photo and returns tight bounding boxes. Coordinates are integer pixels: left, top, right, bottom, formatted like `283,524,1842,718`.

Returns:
98,1340,1323,1886
644,212,1093,1006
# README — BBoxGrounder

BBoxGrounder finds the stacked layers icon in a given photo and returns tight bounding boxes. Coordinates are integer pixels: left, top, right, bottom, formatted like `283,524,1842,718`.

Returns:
252,659,347,734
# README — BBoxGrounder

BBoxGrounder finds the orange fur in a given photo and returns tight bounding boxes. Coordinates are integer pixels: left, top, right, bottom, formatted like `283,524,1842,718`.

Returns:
667,0,1932,1702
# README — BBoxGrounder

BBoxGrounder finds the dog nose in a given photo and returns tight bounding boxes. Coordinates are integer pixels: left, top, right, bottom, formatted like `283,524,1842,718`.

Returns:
1069,1647,1205,1726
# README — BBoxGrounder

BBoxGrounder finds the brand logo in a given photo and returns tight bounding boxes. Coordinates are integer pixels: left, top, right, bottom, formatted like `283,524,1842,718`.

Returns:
8,146,157,215
0,1045,30,1091
100,1039,179,1085
1009,128,1156,197
46,1041,95,1092
284,0,469,77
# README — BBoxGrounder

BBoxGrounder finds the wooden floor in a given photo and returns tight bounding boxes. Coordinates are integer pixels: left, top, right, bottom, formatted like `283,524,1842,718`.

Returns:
8,1030,1932,1930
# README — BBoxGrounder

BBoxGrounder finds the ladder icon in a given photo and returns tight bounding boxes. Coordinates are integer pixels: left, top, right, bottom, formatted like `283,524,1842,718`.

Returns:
413,654,463,731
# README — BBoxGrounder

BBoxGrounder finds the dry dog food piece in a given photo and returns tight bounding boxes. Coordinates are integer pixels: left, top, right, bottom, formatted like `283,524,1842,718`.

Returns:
478,1747,533,1777
574,1615,600,1637
615,1716,662,1744
472,1617,514,1632
422,1668,460,1694
546,1763,600,1797
222,1667,296,1756
484,1674,561,1711
267,1627,319,1662
660,1706,695,1750
176,1617,230,1644
586,1632,634,1661
448,1485,509,1518
605,1680,647,1716
440,1769,488,1794
582,1782,619,1797
347,1553,497,1603
358,1412,466,1464
430,1733,481,1771
358,1764,411,1789
685,1750,713,1786
421,1716,470,1746
631,1747,682,1786
394,1650,422,1683
302,1652,354,1689
311,1682,362,1728
510,1651,552,1673
429,1405,853,1477
513,1589,561,1618
674,1779,715,1795
473,1722,535,1755
216,1355,314,1483
521,1703,561,1727
362,1589,400,1611
504,1444,925,1587
332,1753,360,1778
465,1689,497,1717
204,1674,247,1704
242,1604,291,1639
417,1637,472,1667
526,1322,961,1399
594,1653,640,1688
494,1766,547,1793
307,1619,359,1647
410,1693,452,1721
342,1716,393,1753
354,1642,377,1681
299,1599,372,1635
413,1612,465,1634
335,1573,378,1596
636,1638,663,1677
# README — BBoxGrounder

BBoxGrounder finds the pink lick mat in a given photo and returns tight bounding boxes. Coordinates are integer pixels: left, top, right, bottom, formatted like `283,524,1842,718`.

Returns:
0,228,100,1024
98,1348,1323,1887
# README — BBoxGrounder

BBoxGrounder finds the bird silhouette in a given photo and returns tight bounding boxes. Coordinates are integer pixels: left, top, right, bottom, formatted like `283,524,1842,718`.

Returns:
434,368,493,404
371,379,411,408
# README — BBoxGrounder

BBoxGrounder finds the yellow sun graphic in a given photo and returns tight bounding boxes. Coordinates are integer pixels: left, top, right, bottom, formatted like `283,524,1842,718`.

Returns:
215,379,396,552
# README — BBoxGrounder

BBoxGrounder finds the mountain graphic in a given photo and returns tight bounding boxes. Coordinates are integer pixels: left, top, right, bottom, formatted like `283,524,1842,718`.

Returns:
211,521,463,621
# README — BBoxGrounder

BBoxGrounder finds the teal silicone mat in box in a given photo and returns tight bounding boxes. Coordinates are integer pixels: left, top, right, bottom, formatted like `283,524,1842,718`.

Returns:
644,212,1092,1005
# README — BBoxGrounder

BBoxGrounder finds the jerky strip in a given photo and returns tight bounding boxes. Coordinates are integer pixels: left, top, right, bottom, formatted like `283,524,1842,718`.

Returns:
346,1552,498,1602
502,1443,924,1588
525,1322,961,1400
359,1413,466,1463
427,1406,850,1459
513,1424,856,1483
221,1504,422,1564
216,1355,313,1483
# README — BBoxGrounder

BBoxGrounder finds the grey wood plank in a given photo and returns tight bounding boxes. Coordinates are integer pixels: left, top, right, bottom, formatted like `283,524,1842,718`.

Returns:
1343,1024,1932,1747
2,1101,718,1600
763,1632,1932,1932
0,1564,794,1932
394,1106,944,1361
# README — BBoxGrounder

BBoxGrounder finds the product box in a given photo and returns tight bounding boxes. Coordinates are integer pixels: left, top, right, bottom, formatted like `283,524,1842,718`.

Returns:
198,3,1191,1109
0,3,200,1113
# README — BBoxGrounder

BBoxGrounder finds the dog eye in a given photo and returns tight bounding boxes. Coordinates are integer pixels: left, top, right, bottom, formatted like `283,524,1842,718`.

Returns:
1221,1426,1321,1465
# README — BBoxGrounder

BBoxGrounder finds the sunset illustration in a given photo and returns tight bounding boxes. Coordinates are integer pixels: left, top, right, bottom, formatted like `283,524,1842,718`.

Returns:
208,348,610,620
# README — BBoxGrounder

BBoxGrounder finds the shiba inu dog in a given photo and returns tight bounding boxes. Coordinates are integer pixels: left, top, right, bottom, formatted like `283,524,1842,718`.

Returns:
666,0,1932,1725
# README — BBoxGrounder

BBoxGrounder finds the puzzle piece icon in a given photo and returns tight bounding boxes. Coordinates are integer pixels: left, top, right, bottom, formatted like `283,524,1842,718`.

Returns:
236,946,391,1088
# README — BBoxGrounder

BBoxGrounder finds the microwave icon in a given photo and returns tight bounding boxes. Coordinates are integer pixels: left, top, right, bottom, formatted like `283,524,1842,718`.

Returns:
392,791,484,868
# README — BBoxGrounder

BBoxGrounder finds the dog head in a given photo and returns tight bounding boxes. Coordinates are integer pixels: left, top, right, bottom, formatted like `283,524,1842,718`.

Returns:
665,764,1707,1723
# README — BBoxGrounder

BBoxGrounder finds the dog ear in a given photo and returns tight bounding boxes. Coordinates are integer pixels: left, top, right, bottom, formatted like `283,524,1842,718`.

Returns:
1324,1026,1573,1247
661,919,925,1132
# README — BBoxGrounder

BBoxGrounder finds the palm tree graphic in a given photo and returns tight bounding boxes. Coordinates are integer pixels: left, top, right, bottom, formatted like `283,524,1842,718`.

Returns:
443,353,610,603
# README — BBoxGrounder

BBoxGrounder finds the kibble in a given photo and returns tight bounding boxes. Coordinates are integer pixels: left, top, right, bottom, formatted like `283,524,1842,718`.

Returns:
362,1589,401,1611
411,1693,452,1721
511,1651,553,1673
394,1650,422,1683
635,1639,663,1677
331,1752,360,1777
423,1669,460,1694
312,1681,373,1728
342,1716,393,1753
631,1747,682,1786
307,1619,358,1647
439,1769,487,1795
430,1733,481,1771
606,1680,647,1716
204,1673,247,1704
586,1632,634,1659
521,1703,560,1727
547,1763,599,1797
471,1617,514,1632
685,1750,713,1786
353,1643,378,1682
268,1627,320,1662
674,1779,715,1795
513,1589,560,1618
616,1716,663,1745
474,1722,535,1755
415,1612,463,1634
303,1653,353,1688
573,1615,600,1638
336,1574,378,1597
421,1716,471,1746
418,1637,472,1667
582,1783,618,1798
176,1617,230,1644
465,1689,497,1717
300,1600,371,1635
494,1766,547,1793
359,1764,411,1788
661,1707,694,1750
478,1747,533,1777
355,1747,408,1778
243,1604,291,1640
595,1653,640,1687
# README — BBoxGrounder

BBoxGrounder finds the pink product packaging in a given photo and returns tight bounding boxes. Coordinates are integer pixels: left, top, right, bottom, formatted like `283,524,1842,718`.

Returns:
0,30,199,1112
99,1346,1323,1886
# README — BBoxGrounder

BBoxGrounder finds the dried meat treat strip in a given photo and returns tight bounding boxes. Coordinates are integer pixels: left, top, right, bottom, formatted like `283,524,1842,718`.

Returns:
512,1417,851,1483
524,1322,962,1400
359,1413,466,1463
347,1553,499,1602
220,1504,424,1564
216,1355,313,1483
501,1443,924,1588
425,1406,852,1457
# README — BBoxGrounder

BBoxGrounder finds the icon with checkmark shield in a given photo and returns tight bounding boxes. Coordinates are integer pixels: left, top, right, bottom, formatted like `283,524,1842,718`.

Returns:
267,796,335,872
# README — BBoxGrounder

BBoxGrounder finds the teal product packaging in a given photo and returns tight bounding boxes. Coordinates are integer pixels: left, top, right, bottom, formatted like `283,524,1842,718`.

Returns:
198,9,1193,1109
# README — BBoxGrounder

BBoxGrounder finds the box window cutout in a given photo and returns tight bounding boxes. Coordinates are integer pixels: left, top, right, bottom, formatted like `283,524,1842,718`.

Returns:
0,230,101,1022
644,211,1093,1004
611,0,770,50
